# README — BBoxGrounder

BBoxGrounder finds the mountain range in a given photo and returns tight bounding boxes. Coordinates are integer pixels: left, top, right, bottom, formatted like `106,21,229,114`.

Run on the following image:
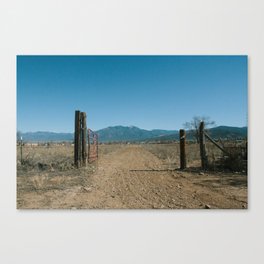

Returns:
19,125,247,143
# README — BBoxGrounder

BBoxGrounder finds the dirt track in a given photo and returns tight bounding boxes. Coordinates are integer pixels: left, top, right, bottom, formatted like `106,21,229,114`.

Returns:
17,145,247,209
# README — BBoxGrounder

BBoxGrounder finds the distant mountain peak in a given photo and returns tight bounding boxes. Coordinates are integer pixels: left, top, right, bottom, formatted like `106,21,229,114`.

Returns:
19,125,247,142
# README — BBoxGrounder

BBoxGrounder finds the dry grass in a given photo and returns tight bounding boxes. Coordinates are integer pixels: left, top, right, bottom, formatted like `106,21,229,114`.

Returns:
17,144,96,197
16,143,247,209
17,141,246,174
17,144,126,193
142,142,203,167
98,143,126,155
17,144,74,172
142,141,246,171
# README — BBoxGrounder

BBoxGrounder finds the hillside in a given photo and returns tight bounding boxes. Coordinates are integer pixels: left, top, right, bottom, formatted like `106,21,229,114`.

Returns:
19,131,73,142
147,126,247,142
96,126,177,142
19,125,247,143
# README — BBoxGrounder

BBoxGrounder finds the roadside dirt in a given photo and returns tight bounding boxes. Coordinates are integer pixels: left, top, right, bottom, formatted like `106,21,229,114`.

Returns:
17,145,247,209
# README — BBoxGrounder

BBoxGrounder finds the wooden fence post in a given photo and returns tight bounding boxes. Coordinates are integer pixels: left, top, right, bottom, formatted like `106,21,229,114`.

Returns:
74,110,81,167
179,129,186,169
199,121,208,169
81,112,87,166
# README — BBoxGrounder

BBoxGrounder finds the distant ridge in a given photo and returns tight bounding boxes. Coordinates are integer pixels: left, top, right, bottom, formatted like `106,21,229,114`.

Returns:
147,126,247,142
19,126,247,142
20,131,74,142
96,126,177,142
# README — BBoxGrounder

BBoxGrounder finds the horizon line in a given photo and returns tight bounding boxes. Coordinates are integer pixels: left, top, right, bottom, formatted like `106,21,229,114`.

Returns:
18,124,248,134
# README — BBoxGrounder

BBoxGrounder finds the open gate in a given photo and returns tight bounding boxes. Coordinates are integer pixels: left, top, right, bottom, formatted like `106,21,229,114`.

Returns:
88,128,98,163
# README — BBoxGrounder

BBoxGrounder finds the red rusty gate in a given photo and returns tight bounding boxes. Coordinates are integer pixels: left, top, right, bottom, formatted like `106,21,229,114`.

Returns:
88,128,98,163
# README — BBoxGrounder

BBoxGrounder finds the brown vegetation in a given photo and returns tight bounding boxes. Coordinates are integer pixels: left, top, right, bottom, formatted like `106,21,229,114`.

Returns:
17,143,247,209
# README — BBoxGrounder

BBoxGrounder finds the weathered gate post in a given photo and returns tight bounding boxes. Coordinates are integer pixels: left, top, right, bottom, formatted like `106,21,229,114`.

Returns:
199,121,208,169
81,112,87,166
179,129,186,169
74,110,81,167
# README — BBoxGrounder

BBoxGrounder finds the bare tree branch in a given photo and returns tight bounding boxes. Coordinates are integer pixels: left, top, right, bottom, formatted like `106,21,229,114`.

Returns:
183,116,216,143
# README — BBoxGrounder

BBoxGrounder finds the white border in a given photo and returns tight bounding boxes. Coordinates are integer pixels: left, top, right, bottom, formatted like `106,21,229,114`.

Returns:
1,1,263,263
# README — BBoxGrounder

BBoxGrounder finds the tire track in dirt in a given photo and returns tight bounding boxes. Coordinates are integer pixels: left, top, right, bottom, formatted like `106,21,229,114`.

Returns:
84,145,246,209
85,145,196,208
117,147,176,208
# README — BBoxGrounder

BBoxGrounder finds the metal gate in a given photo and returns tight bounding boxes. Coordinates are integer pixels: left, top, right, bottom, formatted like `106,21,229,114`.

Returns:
88,129,98,163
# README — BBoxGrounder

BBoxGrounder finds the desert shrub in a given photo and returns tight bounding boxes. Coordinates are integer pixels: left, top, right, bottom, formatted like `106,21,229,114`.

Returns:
206,141,247,172
219,144,247,172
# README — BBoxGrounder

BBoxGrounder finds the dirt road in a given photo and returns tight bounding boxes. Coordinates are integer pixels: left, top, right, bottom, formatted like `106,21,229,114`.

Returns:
18,145,247,209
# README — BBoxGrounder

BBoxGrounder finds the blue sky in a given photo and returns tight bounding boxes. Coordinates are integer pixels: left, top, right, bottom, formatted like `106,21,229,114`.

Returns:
17,55,247,132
